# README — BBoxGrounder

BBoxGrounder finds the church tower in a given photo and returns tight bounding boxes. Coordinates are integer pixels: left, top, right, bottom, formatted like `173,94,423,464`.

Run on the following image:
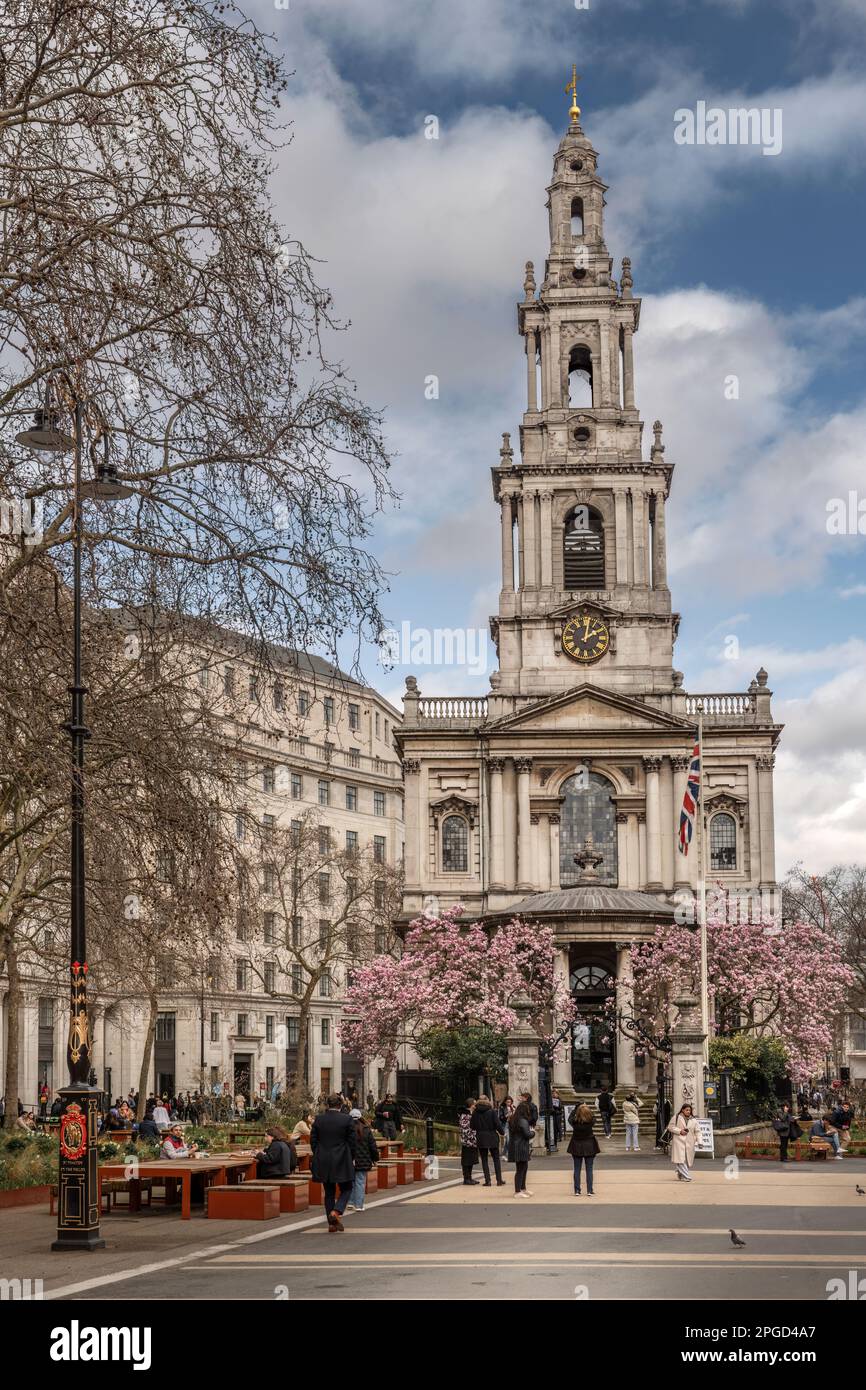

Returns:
492,89,674,705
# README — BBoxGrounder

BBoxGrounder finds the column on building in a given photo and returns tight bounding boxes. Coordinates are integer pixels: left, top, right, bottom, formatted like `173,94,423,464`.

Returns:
523,489,538,589
747,757,761,884
660,755,674,891
549,321,562,408
536,813,551,890
552,946,572,1088
756,753,776,887
525,329,538,410
539,326,549,411
637,813,647,888
672,755,690,888
615,813,629,888
614,489,629,585
489,757,506,889
516,758,533,889
622,324,636,409
615,943,637,1089
418,763,430,885
540,490,553,588
548,814,560,890
643,757,663,890
632,488,648,586
500,489,515,592
625,811,640,889
402,760,421,887
503,759,518,890
516,496,525,591
599,321,612,405
651,490,668,590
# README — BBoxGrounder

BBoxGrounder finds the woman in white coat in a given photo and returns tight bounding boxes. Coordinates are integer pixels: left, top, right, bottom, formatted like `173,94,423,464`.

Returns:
667,1103,700,1181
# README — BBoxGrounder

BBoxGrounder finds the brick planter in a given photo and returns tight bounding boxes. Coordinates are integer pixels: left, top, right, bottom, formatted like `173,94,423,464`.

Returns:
376,1162,398,1188
243,1179,310,1213
207,1184,280,1220
0,1185,52,1210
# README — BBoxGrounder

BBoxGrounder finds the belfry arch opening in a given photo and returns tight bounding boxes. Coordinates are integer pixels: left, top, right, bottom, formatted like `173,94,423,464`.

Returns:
567,344,593,408
570,196,584,237
563,504,605,589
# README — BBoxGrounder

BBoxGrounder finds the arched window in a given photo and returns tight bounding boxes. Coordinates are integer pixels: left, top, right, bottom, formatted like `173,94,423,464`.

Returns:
710,813,737,871
567,344,593,407
570,964,609,992
563,505,605,590
570,196,584,237
559,772,617,886
442,815,468,873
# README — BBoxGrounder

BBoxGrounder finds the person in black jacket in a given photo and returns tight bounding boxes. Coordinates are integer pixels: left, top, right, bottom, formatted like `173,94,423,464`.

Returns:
568,1103,600,1195
348,1108,379,1211
375,1093,403,1140
597,1085,615,1138
458,1099,480,1184
311,1094,358,1232
254,1125,297,1178
472,1096,506,1186
509,1100,536,1196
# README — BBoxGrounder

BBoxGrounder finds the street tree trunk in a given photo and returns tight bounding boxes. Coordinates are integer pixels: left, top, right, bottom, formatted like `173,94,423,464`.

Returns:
135,993,159,1121
3,941,21,1126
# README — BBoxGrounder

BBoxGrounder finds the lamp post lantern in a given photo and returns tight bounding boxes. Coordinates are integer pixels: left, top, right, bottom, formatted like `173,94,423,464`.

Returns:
16,389,130,1251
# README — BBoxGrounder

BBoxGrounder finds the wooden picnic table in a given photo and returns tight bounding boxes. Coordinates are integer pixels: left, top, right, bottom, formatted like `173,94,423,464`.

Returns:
98,1155,256,1219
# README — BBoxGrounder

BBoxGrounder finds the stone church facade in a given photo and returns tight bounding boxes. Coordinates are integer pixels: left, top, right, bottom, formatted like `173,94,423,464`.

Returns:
395,104,782,1101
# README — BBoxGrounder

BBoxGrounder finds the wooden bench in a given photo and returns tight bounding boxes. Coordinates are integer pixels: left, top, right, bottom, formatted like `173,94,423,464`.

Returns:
808,1139,832,1161
206,1184,280,1220
242,1178,309,1213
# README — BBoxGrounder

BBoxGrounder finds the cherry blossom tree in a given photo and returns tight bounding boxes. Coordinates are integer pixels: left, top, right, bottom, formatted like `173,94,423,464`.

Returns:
620,912,854,1081
339,907,574,1076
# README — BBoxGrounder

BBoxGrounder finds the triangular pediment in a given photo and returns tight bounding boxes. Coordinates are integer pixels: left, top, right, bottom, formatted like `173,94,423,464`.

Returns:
486,683,695,733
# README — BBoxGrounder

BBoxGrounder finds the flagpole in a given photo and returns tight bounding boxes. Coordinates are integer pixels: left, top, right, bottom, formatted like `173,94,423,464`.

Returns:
696,702,709,1064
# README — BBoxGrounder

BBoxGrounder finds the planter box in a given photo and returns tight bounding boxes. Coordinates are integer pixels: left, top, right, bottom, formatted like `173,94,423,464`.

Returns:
376,1162,398,1188
243,1179,309,1213
0,1184,52,1210
207,1184,280,1220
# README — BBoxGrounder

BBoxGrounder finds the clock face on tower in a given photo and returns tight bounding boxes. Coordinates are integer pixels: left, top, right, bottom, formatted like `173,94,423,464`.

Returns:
561,611,610,664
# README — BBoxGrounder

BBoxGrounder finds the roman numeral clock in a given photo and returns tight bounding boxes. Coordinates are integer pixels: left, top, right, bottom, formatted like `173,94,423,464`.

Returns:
561,610,610,664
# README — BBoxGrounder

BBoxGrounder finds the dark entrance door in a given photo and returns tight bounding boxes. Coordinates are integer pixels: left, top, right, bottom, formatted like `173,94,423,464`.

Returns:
233,1055,252,1099
570,961,615,1089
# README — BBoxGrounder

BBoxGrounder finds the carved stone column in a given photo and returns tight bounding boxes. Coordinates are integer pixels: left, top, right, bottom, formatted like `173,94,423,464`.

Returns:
632,489,648,586
552,946,572,1088
540,490,553,588
507,992,541,1146
643,756,663,890
614,489,629,584
402,759,421,888
651,490,669,591
615,813,629,888
537,813,551,890
670,995,708,1120
516,758,534,890
622,324,635,409
522,489,537,590
637,812,647,888
530,813,541,891
660,756,674,890
671,755,690,888
548,814,561,890
489,757,506,889
626,811,640,889
500,491,515,593
615,942,637,1089
525,329,538,410
756,753,776,888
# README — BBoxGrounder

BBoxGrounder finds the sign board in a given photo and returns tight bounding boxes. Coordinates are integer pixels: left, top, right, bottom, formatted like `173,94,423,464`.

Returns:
695,1117,715,1157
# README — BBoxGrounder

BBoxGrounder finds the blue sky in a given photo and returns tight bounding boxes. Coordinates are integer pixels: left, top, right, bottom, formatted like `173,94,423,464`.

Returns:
251,0,866,868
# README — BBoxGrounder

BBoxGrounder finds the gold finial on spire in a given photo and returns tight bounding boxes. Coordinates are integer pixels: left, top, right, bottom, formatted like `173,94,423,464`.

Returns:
565,64,581,124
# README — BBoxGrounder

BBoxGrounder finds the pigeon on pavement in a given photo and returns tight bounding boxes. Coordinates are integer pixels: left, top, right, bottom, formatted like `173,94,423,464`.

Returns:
729,1229,747,1247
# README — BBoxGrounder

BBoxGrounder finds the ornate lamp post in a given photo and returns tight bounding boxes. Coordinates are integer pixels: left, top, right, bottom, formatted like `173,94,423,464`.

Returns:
16,386,131,1251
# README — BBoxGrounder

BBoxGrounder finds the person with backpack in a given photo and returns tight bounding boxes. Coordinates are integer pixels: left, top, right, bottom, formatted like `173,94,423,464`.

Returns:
347,1108,379,1211
471,1095,506,1186
596,1084,616,1138
508,1099,536,1197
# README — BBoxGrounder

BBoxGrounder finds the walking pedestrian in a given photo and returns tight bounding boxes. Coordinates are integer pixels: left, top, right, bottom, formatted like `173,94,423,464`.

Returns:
471,1095,506,1186
458,1098,480,1185
666,1103,700,1181
596,1084,616,1138
622,1093,641,1151
376,1092,402,1140
772,1102,801,1163
567,1102,600,1195
310,1093,358,1232
348,1108,379,1212
509,1099,536,1197
551,1088,564,1143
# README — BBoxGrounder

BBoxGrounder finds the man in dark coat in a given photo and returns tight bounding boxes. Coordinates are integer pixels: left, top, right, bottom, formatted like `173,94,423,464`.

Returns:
311,1094,358,1231
471,1096,506,1186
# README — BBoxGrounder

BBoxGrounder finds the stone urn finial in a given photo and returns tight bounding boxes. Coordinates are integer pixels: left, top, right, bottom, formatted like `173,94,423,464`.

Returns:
523,260,536,300
573,832,604,884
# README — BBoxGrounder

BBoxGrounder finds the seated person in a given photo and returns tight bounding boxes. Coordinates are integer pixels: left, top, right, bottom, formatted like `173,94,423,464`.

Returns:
830,1101,853,1148
810,1116,843,1157
254,1125,297,1178
290,1113,313,1144
152,1100,171,1130
136,1108,161,1142
15,1111,36,1133
159,1124,197,1159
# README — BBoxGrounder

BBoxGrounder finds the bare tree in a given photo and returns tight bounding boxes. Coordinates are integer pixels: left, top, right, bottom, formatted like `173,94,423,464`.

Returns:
783,863,866,1024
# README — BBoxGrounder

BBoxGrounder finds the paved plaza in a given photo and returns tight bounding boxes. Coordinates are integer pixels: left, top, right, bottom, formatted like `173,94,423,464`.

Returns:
5,1152,863,1303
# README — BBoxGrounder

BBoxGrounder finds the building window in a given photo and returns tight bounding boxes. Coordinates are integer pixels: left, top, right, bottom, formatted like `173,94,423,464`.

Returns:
291,772,302,799
373,835,386,865
323,696,334,726
710,813,738,871
273,682,285,713
237,1013,248,1036
348,748,361,768
348,702,360,731
441,815,468,872
291,965,302,996
263,911,275,944
849,1013,866,1052
375,711,381,736
206,955,220,989
346,784,358,811
291,915,302,947
264,961,276,993
374,790,386,816
375,925,387,953
156,956,173,989
262,813,275,834
319,970,332,998
198,666,209,689
318,779,330,807
559,771,617,886
262,765,275,794
266,1065,275,1092
318,826,331,855
249,673,259,703
155,1011,175,1042
235,814,246,842
563,505,605,589
263,863,276,895
374,879,386,909
286,1016,299,1045
38,997,54,1028
298,688,309,715
236,910,249,943
321,1017,331,1045
236,959,250,991
265,1015,275,1043
224,666,235,697
210,1011,219,1043
318,872,331,904
346,829,358,855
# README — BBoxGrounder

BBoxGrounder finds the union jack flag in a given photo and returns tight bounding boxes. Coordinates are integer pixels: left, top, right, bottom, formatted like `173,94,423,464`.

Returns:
678,735,701,855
